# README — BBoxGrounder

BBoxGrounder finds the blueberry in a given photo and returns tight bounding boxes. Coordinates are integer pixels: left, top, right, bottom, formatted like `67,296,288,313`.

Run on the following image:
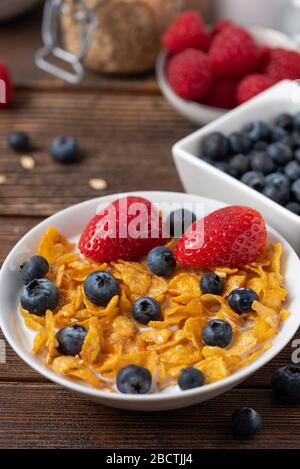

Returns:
227,288,258,314
228,132,252,154
275,113,294,131
200,272,224,295
132,296,161,325
56,325,87,356
50,136,79,164
272,365,300,403
272,126,287,142
20,278,59,316
116,365,152,394
267,143,293,165
178,367,205,390
285,201,300,215
263,184,290,204
293,111,300,132
244,120,271,142
214,161,239,178
7,131,29,152
200,132,229,161
250,151,275,175
292,131,300,148
20,255,49,284
295,148,300,163
202,319,232,348
241,171,265,192
232,407,262,437
284,160,300,181
84,271,119,306
166,208,196,238
252,141,268,151
265,172,290,190
291,178,300,202
229,153,250,176
147,246,176,277
280,134,296,149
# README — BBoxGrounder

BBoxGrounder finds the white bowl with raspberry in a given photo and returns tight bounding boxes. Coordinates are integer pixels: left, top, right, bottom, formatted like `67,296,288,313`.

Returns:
157,23,298,124
1,191,300,411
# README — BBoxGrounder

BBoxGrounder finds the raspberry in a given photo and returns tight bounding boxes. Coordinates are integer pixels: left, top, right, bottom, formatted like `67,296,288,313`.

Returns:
211,19,234,37
174,206,267,269
263,48,300,81
257,44,273,71
209,25,258,78
167,48,212,100
0,62,13,108
79,196,169,263
202,79,237,109
162,11,211,54
236,74,275,104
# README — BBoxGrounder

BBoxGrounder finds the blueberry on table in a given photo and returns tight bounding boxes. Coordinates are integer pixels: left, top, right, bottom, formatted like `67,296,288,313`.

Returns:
200,272,224,295
132,296,161,325
250,151,275,175
178,367,205,390
20,255,49,284
267,142,293,165
274,112,294,131
116,365,152,394
228,132,252,154
147,246,176,277
272,365,300,404
229,153,250,176
56,325,87,356
285,201,300,215
202,319,232,348
291,179,300,203
20,278,59,316
243,120,271,142
50,136,79,164
200,132,229,161
7,131,29,152
84,271,119,306
284,160,300,181
232,407,262,437
227,288,258,314
241,171,265,192
166,208,196,238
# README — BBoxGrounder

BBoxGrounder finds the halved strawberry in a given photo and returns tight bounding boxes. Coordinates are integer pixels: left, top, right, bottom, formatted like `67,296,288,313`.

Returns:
174,206,267,268
79,196,169,263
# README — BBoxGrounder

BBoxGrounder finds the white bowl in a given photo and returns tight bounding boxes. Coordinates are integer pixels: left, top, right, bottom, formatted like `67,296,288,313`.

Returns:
173,80,300,255
156,26,299,125
0,191,300,411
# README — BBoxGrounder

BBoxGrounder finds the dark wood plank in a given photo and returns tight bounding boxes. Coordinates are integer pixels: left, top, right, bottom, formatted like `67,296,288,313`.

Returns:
0,91,194,216
0,383,298,448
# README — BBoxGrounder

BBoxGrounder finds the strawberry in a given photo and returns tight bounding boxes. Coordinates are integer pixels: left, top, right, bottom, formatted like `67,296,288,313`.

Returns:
79,196,169,263
0,62,13,108
174,206,267,269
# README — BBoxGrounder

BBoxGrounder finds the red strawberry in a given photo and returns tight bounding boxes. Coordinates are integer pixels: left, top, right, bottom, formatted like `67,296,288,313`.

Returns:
174,206,267,269
79,196,169,263
167,48,212,100
0,62,13,108
257,44,273,71
209,25,258,78
163,11,211,54
236,74,275,104
211,19,234,38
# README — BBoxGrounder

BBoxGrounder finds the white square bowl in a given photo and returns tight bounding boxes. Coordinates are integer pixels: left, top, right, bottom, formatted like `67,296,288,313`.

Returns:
173,80,300,255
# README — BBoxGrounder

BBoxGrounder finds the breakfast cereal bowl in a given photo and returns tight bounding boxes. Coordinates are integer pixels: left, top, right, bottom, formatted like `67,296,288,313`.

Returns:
0,191,299,411
156,26,298,125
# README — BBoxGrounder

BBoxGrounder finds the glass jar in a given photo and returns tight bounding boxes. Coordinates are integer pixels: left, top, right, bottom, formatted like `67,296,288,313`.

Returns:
35,0,183,83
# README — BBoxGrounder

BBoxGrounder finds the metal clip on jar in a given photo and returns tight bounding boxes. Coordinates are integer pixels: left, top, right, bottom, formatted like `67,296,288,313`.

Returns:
35,0,183,83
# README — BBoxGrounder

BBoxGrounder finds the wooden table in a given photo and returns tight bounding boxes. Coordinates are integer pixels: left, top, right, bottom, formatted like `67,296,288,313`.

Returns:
0,6,299,450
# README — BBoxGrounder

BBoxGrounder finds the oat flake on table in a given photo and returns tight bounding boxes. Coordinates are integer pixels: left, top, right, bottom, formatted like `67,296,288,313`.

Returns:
89,178,107,191
20,155,35,170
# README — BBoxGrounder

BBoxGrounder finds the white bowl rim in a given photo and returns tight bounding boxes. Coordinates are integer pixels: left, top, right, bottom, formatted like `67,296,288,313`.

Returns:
0,190,299,404
156,25,299,116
